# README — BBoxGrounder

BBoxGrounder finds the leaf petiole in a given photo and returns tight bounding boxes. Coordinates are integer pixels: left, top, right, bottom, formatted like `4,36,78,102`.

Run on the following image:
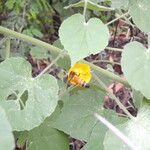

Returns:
92,72,134,119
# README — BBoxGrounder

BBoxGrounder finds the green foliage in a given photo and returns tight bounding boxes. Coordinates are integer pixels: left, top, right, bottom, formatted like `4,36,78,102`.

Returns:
121,41,150,99
54,88,127,149
129,0,150,33
104,104,150,150
5,0,23,13
17,106,69,150
0,57,59,131
111,0,129,9
54,88,106,141
30,46,51,59
0,0,150,149
0,106,15,150
23,27,43,38
53,40,71,70
59,14,109,64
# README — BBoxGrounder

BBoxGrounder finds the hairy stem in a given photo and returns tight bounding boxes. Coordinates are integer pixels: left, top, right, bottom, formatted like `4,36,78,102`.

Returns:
0,26,61,55
92,72,134,119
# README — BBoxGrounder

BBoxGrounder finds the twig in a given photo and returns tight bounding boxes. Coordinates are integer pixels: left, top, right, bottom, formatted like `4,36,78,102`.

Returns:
113,20,119,47
106,47,123,52
106,12,129,26
92,59,120,65
37,52,63,78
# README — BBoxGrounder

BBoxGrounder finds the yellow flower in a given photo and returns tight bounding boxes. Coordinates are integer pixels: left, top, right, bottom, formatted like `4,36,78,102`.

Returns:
68,63,92,86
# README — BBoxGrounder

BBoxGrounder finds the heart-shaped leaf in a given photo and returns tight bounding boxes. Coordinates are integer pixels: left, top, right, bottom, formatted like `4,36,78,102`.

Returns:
0,57,59,131
17,106,69,150
54,88,127,149
129,0,150,33
121,41,150,99
0,106,15,150
59,14,109,64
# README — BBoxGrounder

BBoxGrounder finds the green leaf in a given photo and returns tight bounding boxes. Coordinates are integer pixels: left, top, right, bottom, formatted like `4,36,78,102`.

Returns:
104,104,150,150
121,41,150,99
23,27,43,38
111,0,129,9
82,138,103,150
54,88,128,149
129,0,150,33
132,89,143,109
17,106,69,150
0,57,59,131
5,0,15,10
59,14,109,64
65,0,114,12
82,110,127,150
0,105,15,150
30,46,51,59
31,28,43,38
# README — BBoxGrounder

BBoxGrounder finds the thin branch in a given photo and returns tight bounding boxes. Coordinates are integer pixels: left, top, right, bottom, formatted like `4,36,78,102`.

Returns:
106,12,129,26
106,47,123,52
92,59,120,65
94,113,139,150
92,72,134,119
37,52,63,78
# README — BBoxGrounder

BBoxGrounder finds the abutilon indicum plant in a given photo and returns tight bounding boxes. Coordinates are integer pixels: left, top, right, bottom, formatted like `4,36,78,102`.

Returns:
0,0,150,150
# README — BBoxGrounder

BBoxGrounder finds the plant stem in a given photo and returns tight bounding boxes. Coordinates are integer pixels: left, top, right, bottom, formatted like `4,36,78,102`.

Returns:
106,12,129,26
83,0,88,22
92,72,134,119
94,113,138,150
5,38,11,59
92,59,120,65
81,60,130,87
106,46,123,52
37,53,63,78
0,26,61,55
0,26,130,87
